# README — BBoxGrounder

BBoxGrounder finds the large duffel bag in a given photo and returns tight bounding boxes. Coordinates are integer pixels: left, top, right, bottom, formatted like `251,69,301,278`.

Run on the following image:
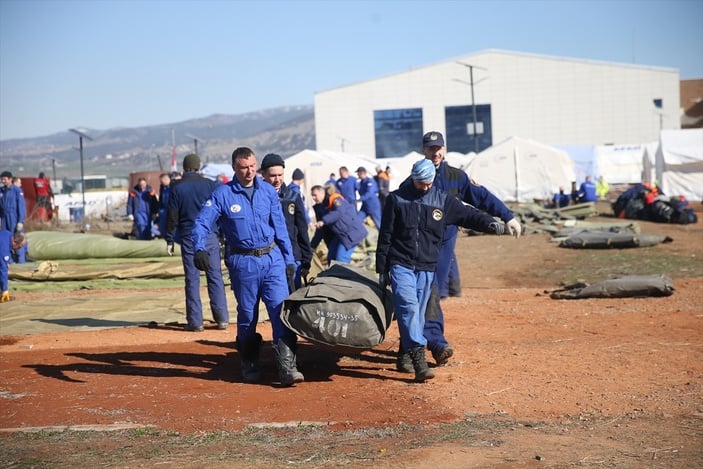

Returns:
549,275,674,299
281,262,394,354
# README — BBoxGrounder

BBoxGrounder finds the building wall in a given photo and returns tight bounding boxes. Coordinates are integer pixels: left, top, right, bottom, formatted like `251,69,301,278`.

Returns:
314,50,680,157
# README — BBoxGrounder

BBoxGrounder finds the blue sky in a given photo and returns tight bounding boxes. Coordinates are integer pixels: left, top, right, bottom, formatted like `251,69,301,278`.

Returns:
1,0,701,140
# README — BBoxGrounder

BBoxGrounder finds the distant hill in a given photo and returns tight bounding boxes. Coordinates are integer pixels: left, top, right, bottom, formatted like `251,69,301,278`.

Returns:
0,105,315,178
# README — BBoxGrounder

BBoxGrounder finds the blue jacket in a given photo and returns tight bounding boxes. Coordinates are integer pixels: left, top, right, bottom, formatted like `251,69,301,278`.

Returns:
166,172,221,244
577,180,597,202
376,180,496,274
127,184,158,224
335,176,358,206
318,193,367,250
0,230,11,292
0,184,26,232
357,175,381,215
432,161,514,241
191,175,295,265
278,183,312,266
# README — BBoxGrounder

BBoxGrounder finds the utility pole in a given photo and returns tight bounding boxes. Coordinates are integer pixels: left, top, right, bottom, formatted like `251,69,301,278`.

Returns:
456,62,487,153
69,128,93,220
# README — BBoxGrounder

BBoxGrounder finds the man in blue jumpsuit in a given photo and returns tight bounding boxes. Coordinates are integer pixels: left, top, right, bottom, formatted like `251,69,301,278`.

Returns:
191,147,303,386
156,173,171,238
166,154,229,332
335,166,358,210
0,171,26,264
0,229,11,302
127,178,158,240
355,166,382,229
376,159,504,382
260,153,313,288
577,176,598,203
401,131,522,370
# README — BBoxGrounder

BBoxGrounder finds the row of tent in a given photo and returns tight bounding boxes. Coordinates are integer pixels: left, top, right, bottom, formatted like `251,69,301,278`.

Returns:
201,128,702,207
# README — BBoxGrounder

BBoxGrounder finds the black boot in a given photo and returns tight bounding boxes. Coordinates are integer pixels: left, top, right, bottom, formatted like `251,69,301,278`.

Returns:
408,346,435,382
396,348,413,373
237,333,262,383
273,336,304,386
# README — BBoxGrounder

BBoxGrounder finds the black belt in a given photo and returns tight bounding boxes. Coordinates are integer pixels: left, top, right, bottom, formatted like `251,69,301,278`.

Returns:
229,242,276,257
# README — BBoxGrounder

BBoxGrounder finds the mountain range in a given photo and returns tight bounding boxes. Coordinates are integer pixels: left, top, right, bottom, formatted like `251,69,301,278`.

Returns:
0,105,315,178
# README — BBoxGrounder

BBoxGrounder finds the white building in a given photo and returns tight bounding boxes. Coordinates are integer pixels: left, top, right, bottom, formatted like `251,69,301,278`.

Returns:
314,49,680,158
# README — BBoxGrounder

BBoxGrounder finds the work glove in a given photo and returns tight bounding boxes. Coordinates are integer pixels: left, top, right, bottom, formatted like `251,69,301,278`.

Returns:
487,222,505,235
15,223,23,232
506,218,522,238
300,262,310,284
379,273,390,290
194,250,210,271
127,214,134,221
286,264,296,293
166,243,174,256
0,291,10,303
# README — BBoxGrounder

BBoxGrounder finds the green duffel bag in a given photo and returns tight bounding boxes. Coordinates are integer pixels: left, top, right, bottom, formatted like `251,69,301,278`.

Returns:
281,262,394,354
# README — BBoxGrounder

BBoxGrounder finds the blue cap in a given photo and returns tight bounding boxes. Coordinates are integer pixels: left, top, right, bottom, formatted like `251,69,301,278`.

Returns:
422,131,444,147
411,159,436,183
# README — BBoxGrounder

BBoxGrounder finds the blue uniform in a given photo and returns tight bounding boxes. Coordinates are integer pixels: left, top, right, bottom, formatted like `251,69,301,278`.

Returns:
356,175,382,228
191,176,295,345
166,172,228,328
157,182,171,238
0,183,26,263
335,175,358,210
313,193,367,264
0,230,11,292
425,161,514,354
127,184,158,240
577,180,597,202
376,180,496,350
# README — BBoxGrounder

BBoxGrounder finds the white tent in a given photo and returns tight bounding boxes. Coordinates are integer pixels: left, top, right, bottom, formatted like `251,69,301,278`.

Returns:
655,129,703,202
595,143,656,184
282,149,377,212
464,136,576,203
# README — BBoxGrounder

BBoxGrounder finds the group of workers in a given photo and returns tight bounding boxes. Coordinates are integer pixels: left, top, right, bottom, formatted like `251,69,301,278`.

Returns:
159,129,522,386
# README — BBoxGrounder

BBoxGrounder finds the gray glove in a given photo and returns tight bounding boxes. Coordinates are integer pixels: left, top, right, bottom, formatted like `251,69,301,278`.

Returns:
194,250,210,271
487,222,505,235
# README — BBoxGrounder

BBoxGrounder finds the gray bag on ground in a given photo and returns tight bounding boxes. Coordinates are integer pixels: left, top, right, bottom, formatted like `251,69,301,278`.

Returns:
549,275,674,299
281,262,394,354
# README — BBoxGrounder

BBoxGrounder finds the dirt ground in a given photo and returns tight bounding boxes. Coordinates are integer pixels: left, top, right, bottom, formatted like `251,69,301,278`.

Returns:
1,203,702,467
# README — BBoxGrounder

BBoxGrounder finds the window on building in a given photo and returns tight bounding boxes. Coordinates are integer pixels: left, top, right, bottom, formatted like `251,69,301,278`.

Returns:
374,108,423,158
445,104,493,153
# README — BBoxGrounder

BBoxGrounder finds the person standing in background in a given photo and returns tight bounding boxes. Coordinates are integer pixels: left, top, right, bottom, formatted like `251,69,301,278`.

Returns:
596,175,610,201
355,166,382,229
33,172,54,223
166,154,229,332
156,173,172,239
0,171,27,264
127,177,158,240
334,166,357,211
